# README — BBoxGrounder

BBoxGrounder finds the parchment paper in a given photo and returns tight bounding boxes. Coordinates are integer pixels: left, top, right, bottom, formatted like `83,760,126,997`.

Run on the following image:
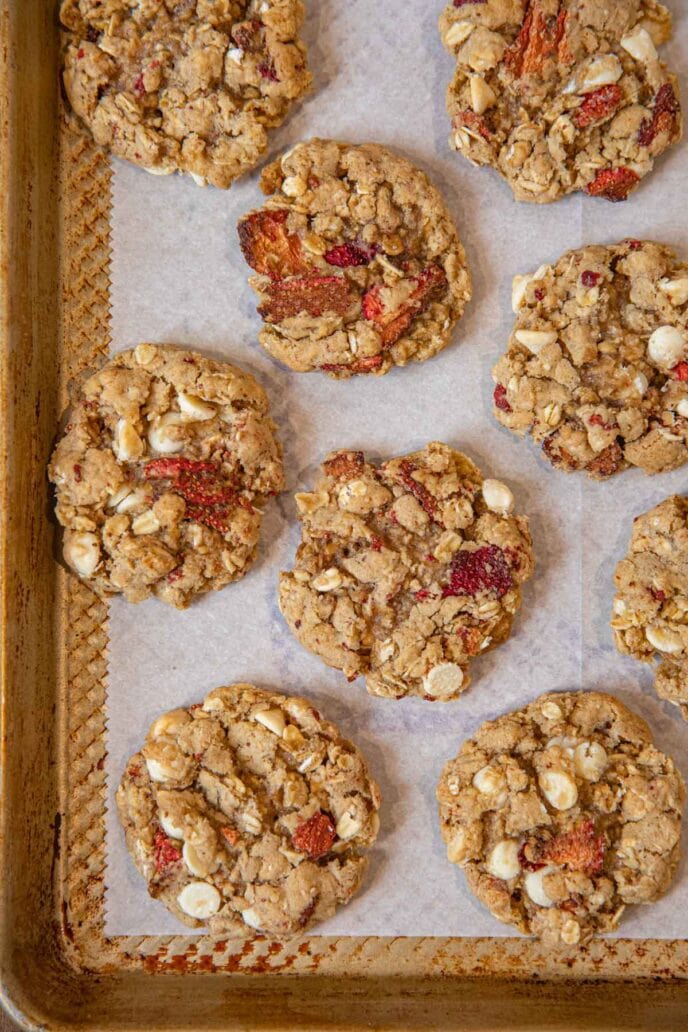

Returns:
104,0,688,938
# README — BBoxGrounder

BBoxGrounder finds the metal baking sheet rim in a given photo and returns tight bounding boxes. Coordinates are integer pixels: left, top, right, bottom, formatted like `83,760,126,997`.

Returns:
1,1,688,1028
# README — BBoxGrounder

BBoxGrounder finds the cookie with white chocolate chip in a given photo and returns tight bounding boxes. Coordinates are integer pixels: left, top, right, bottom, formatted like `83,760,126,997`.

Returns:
48,344,284,608
493,240,688,479
613,495,688,719
437,691,685,946
279,442,534,701
59,0,312,189
116,683,381,937
440,0,682,204
237,139,472,378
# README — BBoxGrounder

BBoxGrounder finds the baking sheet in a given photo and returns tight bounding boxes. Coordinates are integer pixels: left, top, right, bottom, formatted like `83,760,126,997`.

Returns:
103,0,688,938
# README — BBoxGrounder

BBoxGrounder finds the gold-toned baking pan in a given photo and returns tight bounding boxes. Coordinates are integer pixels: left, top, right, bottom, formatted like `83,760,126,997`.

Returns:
1,2,688,1028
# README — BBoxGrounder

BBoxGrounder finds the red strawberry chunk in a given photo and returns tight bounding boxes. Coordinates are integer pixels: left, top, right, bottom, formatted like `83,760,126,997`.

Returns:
671,362,688,381
238,209,310,279
153,829,181,873
454,110,491,141
504,2,569,79
442,545,513,599
323,450,365,480
493,384,512,413
639,83,680,146
585,167,640,202
324,241,379,268
397,459,439,519
362,264,447,348
573,85,623,129
292,812,336,859
581,270,601,287
320,355,384,375
260,274,356,322
541,820,604,877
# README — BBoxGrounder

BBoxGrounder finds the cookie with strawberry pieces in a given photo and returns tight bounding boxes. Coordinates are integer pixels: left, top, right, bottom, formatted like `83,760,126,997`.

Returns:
237,140,472,377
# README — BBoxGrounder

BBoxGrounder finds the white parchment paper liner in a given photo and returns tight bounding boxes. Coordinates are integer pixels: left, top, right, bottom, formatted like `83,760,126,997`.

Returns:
103,0,688,937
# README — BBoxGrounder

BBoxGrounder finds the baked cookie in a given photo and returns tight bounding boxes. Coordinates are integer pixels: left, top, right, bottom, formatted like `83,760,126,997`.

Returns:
279,442,534,701
612,495,688,719
48,344,284,607
437,691,684,946
440,0,682,204
116,683,381,937
237,139,472,378
492,240,688,479
59,0,311,189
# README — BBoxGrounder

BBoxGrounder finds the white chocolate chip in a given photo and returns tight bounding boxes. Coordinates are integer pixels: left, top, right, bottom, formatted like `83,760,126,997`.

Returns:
64,532,101,578
148,412,187,454
524,865,558,908
485,840,521,880
541,700,563,721
481,479,514,515
177,392,216,421
378,639,395,663
574,741,608,782
423,662,464,699
254,708,286,736
511,264,550,312
338,479,368,507
241,907,263,930
445,20,474,47
113,419,144,462
546,736,578,757
473,765,508,806
470,74,496,115
297,753,321,774
539,770,578,811
311,567,342,592
648,325,686,368
677,398,688,418
177,881,221,919
150,710,190,738
447,827,468,864
335,810,362,841
613,597,627,614
134,343,156,366
145,166,175,176
131,509,160,536
578,54,622,92
620,26,659,64
646,624,683,655
515,329,558,353
282,175,307,197
228,47,243,63
189,172,207,187
659,278,688,307
633,372,649,396
183,841,211,878
561,918,581,945
159,811,184,840
145,757,173,783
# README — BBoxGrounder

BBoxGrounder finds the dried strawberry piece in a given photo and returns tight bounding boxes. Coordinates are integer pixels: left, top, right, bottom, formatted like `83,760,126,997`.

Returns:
504,2,569,79
397,460,438,519
362,264,447,348
292,812,337,859
442,544,513,599
153,829,181,873
493,384,512,413
144,458,240,533
638,83,680,147
588,414,617,430
324,241,379,268
650,587,667,602
144,457,216,480
232,18,262,50
671,362,688,381
320,355,384,375
323,450,365,480
454,110,491,141
220,826,240,847
585,167,640,202
541,820,604,877
133,73,146,95
585,441,624,479
166,565,184,584
534,288,545,302
581,270,601,287
573,84,623,129
626,239,643,251
258,60,279,82
260,274,356,322
238,209,310,279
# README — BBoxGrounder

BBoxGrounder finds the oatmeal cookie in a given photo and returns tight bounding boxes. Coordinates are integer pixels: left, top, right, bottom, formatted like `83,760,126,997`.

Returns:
437,691,685,946
440,0,682,204
117,684,381,936
48,344,284,607
60,0,312,189
279,442,534,701
492,240,688,479
237,139,472,378
613,495,688,719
